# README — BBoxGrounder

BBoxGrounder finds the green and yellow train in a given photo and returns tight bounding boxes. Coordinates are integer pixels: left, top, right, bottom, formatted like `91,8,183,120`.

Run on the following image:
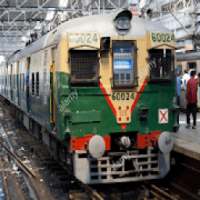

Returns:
0,10,177,184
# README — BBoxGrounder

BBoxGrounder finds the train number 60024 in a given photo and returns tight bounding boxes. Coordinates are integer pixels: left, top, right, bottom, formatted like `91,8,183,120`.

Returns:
112,92,134,101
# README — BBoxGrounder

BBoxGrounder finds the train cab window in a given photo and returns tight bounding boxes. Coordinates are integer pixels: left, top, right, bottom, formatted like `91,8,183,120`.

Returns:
36,72,39,96
70,50,99,85
112,41,136,87
32,73,35,95
148,49,174,80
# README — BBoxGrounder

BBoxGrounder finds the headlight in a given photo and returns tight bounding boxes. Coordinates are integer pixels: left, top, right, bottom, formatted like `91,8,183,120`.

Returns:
158,132,174,154
88,135,106,159
120,136,131,148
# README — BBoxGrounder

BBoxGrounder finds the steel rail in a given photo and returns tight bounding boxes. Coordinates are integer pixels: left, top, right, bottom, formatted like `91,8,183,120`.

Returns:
170,182,200,200
0,139,36,178
150,184,178,200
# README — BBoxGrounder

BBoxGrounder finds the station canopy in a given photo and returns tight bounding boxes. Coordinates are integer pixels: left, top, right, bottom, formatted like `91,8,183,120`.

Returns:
0,0,130,59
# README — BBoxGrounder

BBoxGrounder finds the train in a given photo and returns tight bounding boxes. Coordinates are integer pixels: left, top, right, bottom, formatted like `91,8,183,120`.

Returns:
0,9,176,184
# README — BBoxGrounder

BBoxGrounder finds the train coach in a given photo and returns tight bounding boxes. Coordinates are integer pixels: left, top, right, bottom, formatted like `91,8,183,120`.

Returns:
0,10,177,184
176,51,200,109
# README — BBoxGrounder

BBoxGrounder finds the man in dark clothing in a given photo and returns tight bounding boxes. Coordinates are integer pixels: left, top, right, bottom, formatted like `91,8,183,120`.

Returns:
186,70,198,129
198,73,200,86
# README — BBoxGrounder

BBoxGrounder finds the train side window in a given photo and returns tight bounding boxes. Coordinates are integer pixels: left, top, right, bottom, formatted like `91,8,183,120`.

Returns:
148,49,174,80
70,50,99,85
188,62,196,70
13,75,15,88
13,74,14,88
32,73,35,95
15,74,17,88
12,74,14,87
19,74,21,90
21,74,23,90
36,72,39,96
11,74,12,87
112,41,136,87
21,74,23,91
23,73,25,92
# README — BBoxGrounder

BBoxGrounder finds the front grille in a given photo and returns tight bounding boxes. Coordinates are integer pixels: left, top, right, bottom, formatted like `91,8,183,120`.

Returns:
89,148,159,183
73,147,168,184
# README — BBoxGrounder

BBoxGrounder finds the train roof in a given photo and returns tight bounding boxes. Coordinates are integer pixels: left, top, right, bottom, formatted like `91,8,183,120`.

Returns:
8,9,171,63
176,51,200,62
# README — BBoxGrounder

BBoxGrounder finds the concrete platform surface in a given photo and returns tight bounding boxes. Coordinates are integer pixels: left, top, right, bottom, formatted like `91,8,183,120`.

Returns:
173,113,200,160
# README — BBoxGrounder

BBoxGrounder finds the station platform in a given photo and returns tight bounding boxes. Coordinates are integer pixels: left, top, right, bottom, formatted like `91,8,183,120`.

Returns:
173,113,200,160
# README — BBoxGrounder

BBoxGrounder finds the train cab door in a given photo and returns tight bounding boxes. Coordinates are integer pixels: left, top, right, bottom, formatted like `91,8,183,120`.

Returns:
26,57,31,112
50,47,56,125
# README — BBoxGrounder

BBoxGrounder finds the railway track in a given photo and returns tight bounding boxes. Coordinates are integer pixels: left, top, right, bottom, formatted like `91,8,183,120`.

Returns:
0,99,106,200
147,184,179,200
0,105,56,200
146,183,200,200
145,152,200,200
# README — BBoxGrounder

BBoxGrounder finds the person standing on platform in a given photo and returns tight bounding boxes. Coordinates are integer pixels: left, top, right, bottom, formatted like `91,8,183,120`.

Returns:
198,73,200,86
186,70,198,129
182,69,190,90
181,69,190,109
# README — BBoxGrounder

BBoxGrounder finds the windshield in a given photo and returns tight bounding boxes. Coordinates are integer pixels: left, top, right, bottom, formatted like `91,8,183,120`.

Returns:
70,50,99,85
112,41,136,87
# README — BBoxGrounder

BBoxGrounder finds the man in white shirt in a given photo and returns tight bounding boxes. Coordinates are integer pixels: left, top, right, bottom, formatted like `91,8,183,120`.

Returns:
182,69,190,90
180,69,190,109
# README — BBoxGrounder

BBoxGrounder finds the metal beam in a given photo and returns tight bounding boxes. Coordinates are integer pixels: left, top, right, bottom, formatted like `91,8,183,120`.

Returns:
0,0,129,58
0,7,77,11
0,21,37,26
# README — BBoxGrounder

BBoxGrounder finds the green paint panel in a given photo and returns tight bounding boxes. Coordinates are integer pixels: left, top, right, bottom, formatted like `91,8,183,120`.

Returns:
55,72,177,142
127,81,176,134
71,110,101,124
55,72,71,140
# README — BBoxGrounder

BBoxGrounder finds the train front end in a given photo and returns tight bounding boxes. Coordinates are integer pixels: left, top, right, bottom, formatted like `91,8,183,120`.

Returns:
60,10,177,184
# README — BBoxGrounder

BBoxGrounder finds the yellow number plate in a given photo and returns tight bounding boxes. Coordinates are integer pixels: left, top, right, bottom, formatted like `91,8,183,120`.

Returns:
112,92,134,101
68,33,100,48
151,32,175,43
